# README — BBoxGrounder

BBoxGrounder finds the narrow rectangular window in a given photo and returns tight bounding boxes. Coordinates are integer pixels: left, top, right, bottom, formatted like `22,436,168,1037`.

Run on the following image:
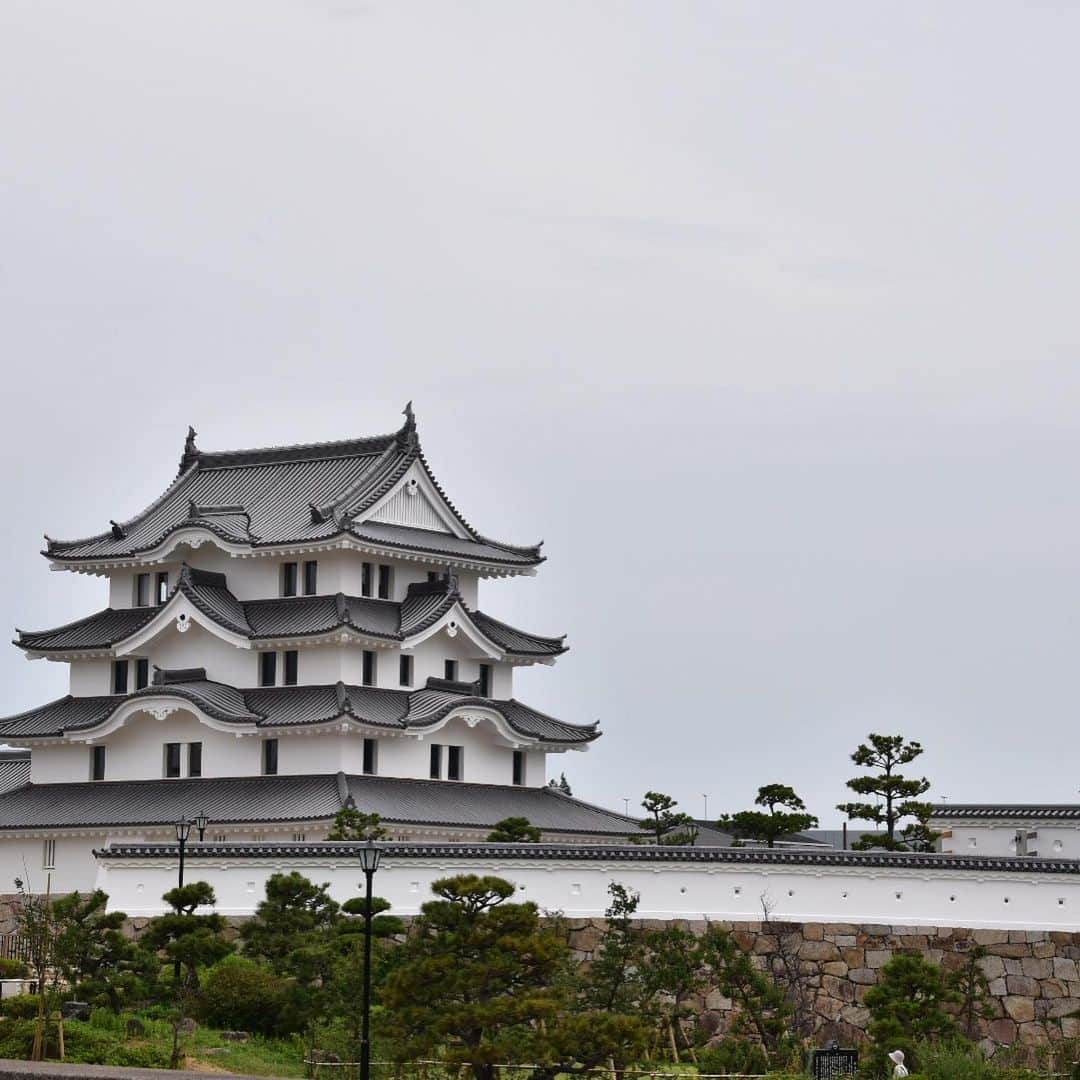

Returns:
135,573,151,607
427,571,440,583
429,743,442,779
377,564,392,600
164,742,181,779
478,663,492,697
362,650,376,687
303,560,318,596
361,562,373,598
399,654,413,687
156,572,169,605
42,838,56,870
188,742,203,778
362,738,377,776
293,832,306,843
512,750,525,786
283,650,299,686
112,659,129,695
263,739,278,776
444,659,458,682
282,561,298,597
447,745,463,782
259,651,277,687
135,658,150,690
90,745,106,782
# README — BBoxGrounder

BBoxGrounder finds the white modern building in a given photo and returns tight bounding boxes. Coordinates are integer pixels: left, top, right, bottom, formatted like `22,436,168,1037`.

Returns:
0,407,634,892
932,804,1080,860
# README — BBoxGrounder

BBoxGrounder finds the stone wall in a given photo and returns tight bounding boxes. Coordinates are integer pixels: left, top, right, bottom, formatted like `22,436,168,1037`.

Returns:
565,918,1080,1054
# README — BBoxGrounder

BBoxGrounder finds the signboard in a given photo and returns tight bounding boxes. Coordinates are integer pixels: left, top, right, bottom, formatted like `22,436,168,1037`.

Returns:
810,1048,858,1078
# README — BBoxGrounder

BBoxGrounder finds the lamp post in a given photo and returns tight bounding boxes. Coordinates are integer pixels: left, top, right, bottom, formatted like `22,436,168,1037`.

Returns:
194,812,209,842
357,840,382,1080
174,817,192,889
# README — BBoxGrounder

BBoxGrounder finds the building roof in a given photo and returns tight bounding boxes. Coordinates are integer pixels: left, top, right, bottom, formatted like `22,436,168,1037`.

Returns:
95,839,1080,876
0,772,636,837
931,804,1080,821
43,407,542,572
16,569,566,659
0,669,599,745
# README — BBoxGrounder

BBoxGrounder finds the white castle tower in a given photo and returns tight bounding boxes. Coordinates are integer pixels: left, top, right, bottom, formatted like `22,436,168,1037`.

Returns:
0,406,631,891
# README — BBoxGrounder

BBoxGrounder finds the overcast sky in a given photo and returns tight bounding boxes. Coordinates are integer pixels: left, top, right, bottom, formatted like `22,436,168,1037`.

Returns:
2,2,1078,826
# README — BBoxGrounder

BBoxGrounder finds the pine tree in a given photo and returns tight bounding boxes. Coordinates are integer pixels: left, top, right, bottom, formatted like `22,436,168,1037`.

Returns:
717,784,819,848
836,734,933,850
486,816,542,842
326,806,387,841
638,791,698,845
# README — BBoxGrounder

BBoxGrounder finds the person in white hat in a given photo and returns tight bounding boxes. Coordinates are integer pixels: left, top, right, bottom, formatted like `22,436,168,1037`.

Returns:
888,1049,909,1077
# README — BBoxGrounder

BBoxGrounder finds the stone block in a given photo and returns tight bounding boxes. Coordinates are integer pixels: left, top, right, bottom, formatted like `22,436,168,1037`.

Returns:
834,935,857,948
815,996,845,1021
1004,958,1023,975
1062,1016,1080,1039
1053,957,1079,981
1018,1021,1049,1046
973,929,1009,945
988,977,1007,996
864,924,893,936
1033,942,1056,958
1038,997,1077,1020
840,947,865,968
989,943,1033,958
1003,996,1036,1023
978,955,1006,980
1041,979,1066,999
865,949,892,968
1005,975,1039,997
1021,957,1052,979
803,923,824,941
822,923,859,935
800,940,840,962
821,974,855,1002
838,1004,871,1029
821,961,848,976
848,968,877,985
988,1017,1017,1043
704,990,733,1011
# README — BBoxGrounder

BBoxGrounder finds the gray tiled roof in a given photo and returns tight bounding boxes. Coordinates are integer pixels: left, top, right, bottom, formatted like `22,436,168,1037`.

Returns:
931,804,1080,820
18,571,564,658
43,411,542,569
97,839,1080,875
0,673,598,745
0,772,635,837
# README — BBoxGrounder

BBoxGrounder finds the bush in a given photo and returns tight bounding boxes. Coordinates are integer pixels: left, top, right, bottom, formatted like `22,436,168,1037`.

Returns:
200,955,288,1035
0,994,43,1020
697,1039,770,1075
0,958,28,979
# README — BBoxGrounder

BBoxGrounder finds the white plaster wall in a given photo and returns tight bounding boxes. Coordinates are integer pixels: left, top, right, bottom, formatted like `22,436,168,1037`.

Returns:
3,835,107,894
68,659,113,696
30,744,91,785
92,847,1080,929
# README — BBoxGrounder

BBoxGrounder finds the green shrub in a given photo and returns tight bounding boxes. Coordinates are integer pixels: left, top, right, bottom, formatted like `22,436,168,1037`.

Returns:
0,958,28,979
697,1038,770,1075
200,955,288,1035
0,994,43,1020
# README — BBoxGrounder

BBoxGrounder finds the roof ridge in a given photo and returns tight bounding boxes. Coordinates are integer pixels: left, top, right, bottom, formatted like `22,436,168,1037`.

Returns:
470,606,567,646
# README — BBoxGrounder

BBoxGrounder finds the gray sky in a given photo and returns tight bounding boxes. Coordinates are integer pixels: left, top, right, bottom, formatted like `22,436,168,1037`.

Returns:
2,2,1078,826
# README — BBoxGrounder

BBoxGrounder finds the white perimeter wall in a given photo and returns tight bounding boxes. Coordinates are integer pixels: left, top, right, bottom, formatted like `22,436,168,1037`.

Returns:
938,822,1080,859
90,848,1080,930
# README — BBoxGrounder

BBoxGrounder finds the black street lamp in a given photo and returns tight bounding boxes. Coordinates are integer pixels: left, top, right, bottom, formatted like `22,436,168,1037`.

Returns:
193,812,209,842
174,818,192,889
357,840,383,1080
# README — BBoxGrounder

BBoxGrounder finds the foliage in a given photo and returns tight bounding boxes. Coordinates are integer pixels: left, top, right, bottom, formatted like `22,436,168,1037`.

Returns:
638,791,699,845
948,946,995,1039
863,954,961,1078
52,889,154,1012
717,784,819,848
0,995,43,1020
696,1038,770,1075
200,955,289,1035
486,816,542,842
836,734,935,850
580,883,647,1013
325,806,387,841
141,880,233,992
0,957,28,979
240,872,340,972
379,874,567,1080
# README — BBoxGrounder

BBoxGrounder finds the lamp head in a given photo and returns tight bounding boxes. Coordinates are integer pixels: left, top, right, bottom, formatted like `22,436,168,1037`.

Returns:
174,818,192,843
194,812,210,838
358,839,382,874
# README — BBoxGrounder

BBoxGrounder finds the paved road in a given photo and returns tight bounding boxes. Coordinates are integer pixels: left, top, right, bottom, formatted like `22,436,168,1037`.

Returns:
0,1060,284,1080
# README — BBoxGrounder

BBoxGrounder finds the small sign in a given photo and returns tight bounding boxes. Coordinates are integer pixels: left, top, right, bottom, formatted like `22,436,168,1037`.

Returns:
810,1048,858,1078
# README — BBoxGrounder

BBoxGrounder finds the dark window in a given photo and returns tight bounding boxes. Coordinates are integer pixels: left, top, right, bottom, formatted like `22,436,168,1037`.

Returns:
447,745,463,782
135,573,151,607
478,663,492,697
259,651,277,687
135,658,150,690
91,745,106,782
303,560,318,596
283,650,299,686
362,738,377,776
377,564,392,600
112,660,129,694
362,650,376,687
429,743,442,779
164,742,181,778
427,571,440,583
156,572,169,605
444,659,458,681
512,750,525,786
282,562,298,597
361,562,373,597
399,654,413,687
188,742,202,778
263,739,278,776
